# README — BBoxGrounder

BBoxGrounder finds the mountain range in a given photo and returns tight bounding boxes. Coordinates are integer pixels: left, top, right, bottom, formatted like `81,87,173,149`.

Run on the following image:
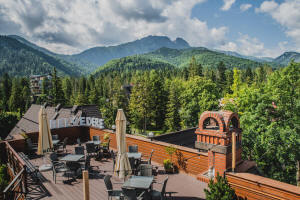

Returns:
1,34,299,77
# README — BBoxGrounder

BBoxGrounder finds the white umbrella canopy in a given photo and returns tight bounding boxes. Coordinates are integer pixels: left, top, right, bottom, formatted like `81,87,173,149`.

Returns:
115,109,131,179
37,106,53,155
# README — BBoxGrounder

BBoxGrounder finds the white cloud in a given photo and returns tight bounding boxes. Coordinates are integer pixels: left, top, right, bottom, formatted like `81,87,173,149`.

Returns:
0,0,229,54
256,0,300,52
240,4,252,12
218,33,287,57
221,0,236,11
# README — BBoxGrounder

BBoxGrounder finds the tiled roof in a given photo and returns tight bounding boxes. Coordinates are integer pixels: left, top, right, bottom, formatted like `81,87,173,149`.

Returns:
7,104,102,139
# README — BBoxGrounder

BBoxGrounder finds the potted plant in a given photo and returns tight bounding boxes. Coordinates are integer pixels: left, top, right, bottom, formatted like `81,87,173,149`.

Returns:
163,159,174,173
102,133,110,147
164,145,177,173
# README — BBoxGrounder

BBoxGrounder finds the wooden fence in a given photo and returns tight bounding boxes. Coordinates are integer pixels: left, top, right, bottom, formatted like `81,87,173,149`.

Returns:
2,141,27,200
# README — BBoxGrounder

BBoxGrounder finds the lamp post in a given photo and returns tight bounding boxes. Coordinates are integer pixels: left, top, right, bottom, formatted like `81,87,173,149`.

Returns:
148,132,154,141
112,124,116,132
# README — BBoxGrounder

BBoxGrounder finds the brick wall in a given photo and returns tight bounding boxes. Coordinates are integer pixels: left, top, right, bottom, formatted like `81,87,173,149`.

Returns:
226,172,300,200
89,127,209,175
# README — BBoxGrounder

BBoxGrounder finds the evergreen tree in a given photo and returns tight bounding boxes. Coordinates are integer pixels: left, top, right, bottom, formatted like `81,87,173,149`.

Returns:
21,85,31,113
217,61,226,86
63,78,72,105
149,70,167,129
8,79,21,112
165,80,181,132
205,173,243,200
129,75,151,133
1,73,11,111
50,68,65,105
188,56,203,78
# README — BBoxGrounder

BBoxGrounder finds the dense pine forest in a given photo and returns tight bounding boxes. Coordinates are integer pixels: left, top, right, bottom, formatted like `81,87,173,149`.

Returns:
0,54,299,186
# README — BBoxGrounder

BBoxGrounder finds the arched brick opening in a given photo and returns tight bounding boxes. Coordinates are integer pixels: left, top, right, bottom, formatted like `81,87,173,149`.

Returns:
199,112,225,132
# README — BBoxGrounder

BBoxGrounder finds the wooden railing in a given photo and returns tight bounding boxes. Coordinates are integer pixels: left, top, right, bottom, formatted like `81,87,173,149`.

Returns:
2,141,27,200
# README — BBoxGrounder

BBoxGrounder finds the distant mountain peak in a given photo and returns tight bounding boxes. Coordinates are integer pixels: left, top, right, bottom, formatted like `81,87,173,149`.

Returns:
74,35,190,66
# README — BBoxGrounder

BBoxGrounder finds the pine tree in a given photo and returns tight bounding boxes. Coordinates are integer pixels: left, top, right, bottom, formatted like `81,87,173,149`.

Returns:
204,173,243,200
1,73,11,111
8,79,21,112
188,56,203,78
217,61,226,85
165,81,181,132
63,78,72,105
50,68,65,105
149,70,167,129
129,75,151,133
21,85,31,113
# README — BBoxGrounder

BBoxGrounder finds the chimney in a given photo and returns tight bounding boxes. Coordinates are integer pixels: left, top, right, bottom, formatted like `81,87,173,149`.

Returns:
232,132,236,173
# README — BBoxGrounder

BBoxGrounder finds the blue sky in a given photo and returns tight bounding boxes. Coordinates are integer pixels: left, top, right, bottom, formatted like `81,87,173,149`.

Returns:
0,0,299,57
192,0,289,49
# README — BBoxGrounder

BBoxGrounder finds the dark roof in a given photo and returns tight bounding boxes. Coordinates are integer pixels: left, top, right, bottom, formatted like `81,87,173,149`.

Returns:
7,104,102,139
153,128,197,148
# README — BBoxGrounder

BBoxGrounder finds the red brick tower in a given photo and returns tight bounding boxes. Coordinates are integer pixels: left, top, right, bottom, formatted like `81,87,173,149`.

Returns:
195,111,242,177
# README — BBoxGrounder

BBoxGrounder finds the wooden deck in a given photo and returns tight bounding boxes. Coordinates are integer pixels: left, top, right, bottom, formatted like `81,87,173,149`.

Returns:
27,145,207,200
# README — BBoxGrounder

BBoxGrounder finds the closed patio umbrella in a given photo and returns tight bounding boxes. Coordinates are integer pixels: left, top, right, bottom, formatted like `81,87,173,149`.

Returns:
37,106,53,155
115,109,131,179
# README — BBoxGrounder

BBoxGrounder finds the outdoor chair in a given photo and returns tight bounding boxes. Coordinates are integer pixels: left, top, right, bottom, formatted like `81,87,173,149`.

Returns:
104,175,123,200
75,146,85,155
111,150,116,173
86,142,97,157
137,164,153,177
56,137,68,153
93,135,100,142
128,145,138,153
122,187,145,200
150,176,170,200
102,139,111,159
50,152,69,184
25,138,38,154
141,149,154,165
77,138,81,146
65,161,82,181
52,135,59,140
129,157,138,175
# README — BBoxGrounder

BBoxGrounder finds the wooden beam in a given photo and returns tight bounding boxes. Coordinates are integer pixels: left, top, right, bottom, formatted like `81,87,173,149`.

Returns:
83,170,89,200
232,132,236,173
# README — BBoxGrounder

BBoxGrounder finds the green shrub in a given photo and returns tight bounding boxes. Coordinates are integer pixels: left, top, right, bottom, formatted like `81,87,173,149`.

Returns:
0,164,9,191
163,159,172,170
204,173,245,200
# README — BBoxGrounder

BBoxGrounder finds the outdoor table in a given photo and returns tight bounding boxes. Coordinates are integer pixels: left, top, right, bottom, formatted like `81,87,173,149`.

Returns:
123,175,154,190
39,164,52,172
52,140,60,145
60,154,84,162
127,152,142,160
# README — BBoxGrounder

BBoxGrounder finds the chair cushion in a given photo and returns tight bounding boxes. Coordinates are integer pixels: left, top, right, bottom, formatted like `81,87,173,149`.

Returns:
150,190,162,199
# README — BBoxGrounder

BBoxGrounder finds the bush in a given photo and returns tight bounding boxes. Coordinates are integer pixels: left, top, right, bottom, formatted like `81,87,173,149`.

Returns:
0,164,9,191
163,159,172,170
204,173,245,200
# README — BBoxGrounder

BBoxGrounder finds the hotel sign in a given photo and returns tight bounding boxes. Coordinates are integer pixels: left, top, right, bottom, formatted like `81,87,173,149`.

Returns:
50,117,104,129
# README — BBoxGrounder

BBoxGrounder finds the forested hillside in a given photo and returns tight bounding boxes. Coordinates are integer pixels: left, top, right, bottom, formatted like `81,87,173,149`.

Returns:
144,47,270,69
93,56,175,76
0,36,85,76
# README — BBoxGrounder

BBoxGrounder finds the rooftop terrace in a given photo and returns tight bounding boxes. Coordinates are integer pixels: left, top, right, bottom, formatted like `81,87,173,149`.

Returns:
25,144,207,200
